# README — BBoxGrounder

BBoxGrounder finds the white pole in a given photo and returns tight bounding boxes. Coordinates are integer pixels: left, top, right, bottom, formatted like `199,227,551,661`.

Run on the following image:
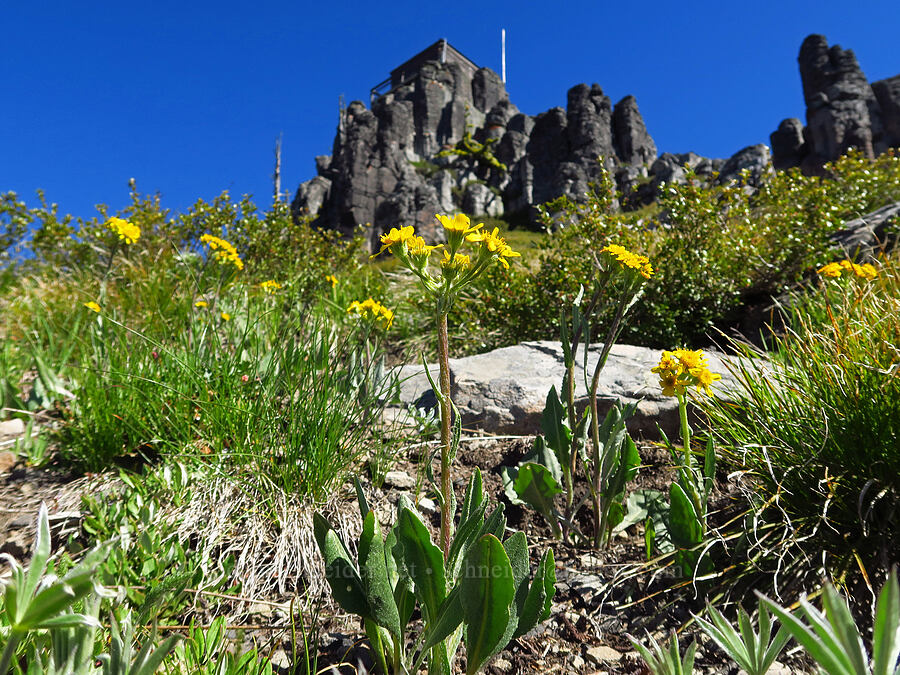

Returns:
501,29,506,83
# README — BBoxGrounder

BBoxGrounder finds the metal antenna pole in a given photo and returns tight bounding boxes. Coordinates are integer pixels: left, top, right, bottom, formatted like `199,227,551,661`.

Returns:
501,28,506,83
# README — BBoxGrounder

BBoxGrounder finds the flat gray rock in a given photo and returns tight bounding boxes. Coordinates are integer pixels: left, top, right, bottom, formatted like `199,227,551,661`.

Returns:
393,341,742,439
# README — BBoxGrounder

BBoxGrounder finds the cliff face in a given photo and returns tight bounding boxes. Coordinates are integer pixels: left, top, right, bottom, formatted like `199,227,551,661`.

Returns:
291,57,665,250
293,35,900,248
771,34,900,172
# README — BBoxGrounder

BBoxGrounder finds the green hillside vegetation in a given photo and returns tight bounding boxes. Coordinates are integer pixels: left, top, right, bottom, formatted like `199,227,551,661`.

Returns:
1,150,898,673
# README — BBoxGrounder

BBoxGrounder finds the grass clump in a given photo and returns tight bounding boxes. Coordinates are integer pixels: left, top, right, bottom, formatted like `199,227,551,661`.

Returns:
706,252,900,585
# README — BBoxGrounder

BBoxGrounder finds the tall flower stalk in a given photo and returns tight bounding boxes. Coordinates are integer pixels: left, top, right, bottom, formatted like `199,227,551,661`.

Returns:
374,214,519,559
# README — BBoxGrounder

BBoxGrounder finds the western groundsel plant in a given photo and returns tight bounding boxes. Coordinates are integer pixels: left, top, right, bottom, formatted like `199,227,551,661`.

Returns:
314,214,554,675
650,349,720,577
502,244,652,547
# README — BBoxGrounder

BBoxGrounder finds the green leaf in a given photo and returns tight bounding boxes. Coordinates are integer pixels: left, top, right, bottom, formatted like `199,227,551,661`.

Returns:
422,587,464,651
396,506,446,621
513,463,562,532
758,592,855,675
460,535,516,675
312,513,370,618
668,483,702,549
358,511,402,641
478,504,507,541
541,386,571,476
460,468,484,526
872,569,900,675
514,548,556,639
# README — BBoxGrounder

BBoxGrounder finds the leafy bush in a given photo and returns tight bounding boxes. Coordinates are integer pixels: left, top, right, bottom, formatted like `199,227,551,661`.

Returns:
449,149,900,351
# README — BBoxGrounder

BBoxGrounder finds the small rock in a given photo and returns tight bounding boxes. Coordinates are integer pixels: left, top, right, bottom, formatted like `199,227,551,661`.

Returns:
571,654,585,670
586,645,622,664
18,483,34,496
0,418,25,437
418,497,437,514
269,648,290,669
492,657,512,672
0,451,17,475
9,515,33,529
383,470,416,490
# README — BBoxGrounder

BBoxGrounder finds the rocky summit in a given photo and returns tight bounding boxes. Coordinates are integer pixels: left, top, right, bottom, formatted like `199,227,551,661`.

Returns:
292,35,900,248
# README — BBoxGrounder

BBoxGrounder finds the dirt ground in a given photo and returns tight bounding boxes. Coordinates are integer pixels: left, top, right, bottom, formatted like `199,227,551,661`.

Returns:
0,432,812,674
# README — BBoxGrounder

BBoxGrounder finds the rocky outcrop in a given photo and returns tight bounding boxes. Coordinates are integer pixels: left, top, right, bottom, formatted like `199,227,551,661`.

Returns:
292,53,667,246
295,35,900,242
831,201,900,257
771,35,900,173
393,341,743,440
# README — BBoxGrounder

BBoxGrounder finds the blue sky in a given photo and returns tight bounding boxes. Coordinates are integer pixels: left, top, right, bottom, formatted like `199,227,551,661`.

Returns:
3,1,899,221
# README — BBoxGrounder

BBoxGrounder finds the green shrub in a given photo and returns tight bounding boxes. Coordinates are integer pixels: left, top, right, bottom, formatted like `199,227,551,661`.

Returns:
448,149,900,351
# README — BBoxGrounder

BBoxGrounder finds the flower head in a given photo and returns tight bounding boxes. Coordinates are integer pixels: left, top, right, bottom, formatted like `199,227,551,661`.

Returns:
201,234,244,271
373,225,415,258
220,312,231,321
347,298,394,330
437,213,483,251
325,274,338,288
84,301,101,313
601,244,654,279
818,259,879,280
106,217,141,245
259,280,282,294
652,348,720,397
194,300,208,308
467,227,521,269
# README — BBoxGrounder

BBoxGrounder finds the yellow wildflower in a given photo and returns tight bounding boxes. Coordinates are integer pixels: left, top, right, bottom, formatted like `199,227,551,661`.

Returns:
259,280,282,294
467,227,521,269
858,263,878,280
407,236,443,258
194,300,208,308
436,213,482,236
818,262,843,278
652,348,719,397
106,217,141,244
221,312,231,321
347,298,394,329
601,244,654,279
84,301,101,313
373,225,416,257
201,234,244,271
325,274,338,287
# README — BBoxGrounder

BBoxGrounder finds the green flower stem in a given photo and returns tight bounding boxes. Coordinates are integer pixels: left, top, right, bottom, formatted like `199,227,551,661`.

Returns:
590,293,631,547
677,391,692,473
437,311,453,562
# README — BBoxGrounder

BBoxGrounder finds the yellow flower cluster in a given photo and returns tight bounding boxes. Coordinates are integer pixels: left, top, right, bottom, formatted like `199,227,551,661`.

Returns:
106,217,141,245
325,274,338,288
347,298,394,329
818,259,878,280
466,226,521,269
371,214,520,302
651,348,721,397
259,280,282,294
200,234,244,271
83,301,101,313
601,244,654,279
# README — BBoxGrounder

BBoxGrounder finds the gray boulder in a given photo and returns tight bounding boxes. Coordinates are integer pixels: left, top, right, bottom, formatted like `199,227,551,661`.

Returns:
831,201,900,257
717,144,772,186
770,118,807,170
394,341,742,440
